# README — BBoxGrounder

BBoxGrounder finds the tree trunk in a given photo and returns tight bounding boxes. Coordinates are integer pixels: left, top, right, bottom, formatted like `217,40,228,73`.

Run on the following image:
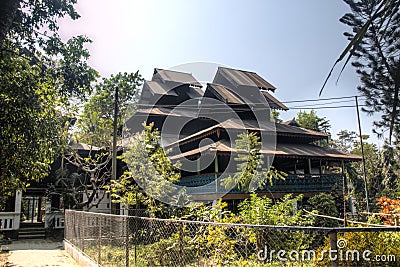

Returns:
0,0,21,47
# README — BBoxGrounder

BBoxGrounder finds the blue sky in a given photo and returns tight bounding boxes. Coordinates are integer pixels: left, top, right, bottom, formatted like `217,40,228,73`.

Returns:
58,0,383,145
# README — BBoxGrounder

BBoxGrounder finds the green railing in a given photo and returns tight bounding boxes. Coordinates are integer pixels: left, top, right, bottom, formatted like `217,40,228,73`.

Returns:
177,173,343,194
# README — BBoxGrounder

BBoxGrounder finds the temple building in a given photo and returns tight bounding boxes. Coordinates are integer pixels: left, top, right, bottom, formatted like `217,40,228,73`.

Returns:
127,67,361,202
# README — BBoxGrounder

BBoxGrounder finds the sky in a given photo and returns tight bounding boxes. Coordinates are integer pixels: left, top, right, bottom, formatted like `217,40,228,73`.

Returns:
58,0,384,146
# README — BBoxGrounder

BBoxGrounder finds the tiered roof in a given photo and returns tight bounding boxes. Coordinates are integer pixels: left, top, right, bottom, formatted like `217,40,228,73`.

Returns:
130,67,361,162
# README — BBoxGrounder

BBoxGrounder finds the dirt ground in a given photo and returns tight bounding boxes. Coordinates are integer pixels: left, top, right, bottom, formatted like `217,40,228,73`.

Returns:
0,251,9,267
1,239,79,267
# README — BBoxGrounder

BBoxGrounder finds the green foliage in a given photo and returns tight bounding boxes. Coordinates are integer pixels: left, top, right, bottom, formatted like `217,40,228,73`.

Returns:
136,230,198,267
222,132,287,193
77,71,143,147
239,193,315,258
44,35,98,99
60,71,142,209
296,110,331,134
270,110,282,123
340,0,400,141
7,0,80,46
315,230,400,267
306,193,339,228
0,46,63,195
0,0,98,195
239,194,314,227
185,200,251,266
330,128,400,214
108,123,185,216
347,140,400,212
331,130,358,152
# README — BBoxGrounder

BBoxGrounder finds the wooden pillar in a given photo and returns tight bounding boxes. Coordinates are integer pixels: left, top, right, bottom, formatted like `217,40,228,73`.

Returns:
36,197,42,222
319,160,322,175
214,154,219,194
197,156,200,175
31,197,35,223
329,231,339,267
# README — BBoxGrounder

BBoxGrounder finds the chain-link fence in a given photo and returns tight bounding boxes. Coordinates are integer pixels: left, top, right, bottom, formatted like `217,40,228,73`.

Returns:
64,210,400,267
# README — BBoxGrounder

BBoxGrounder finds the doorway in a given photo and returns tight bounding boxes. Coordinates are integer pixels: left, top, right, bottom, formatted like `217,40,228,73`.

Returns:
21,196,46,224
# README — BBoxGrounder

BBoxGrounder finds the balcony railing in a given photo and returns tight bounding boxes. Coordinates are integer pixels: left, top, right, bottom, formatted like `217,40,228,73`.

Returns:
177,173,343,195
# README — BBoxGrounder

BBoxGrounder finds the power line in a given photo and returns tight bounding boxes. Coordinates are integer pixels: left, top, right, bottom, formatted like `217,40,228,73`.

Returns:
288,99,356,108
133,105,373,115
135,95,368,108
288,105,370,110
134,104,374,112
281,95,366,104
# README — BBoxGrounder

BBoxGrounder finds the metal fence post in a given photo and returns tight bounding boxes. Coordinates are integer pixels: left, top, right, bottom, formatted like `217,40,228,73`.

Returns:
329,231,338,267
134,216,137,266
98,215,102,265
82,214,85,252
179,222,185,267
125,216,129,267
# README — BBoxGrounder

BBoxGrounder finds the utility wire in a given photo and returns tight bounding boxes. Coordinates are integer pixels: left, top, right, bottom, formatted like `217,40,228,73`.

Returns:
135,95,368,108
133,105,374,115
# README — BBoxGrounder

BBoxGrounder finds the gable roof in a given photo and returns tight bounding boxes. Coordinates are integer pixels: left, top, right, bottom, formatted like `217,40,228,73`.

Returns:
205,83,288,110
205,83,246,104
260,90,288,110
153,68,202,88
214,67,276,91
143,81,178,96
283,118,301,127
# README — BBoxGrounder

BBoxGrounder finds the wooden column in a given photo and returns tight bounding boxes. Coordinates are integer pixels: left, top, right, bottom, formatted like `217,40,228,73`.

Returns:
197,156,200,175
214,154,219,194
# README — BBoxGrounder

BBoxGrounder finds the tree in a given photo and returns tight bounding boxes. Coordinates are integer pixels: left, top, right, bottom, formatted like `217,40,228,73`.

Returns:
0,47,61,195
296,110,331,133
330,129,371,152
222,132,286,193
0,0,80,48
376,196,400,226
76,71,143,147
238,193,315,253
332,129,358,152
323,0,400,142
0,0,21,46
270,110,282,123
346,139,400,212
108,123,185,217
305,193,339,227
295,110,331,147
57,72,143,210
0,0,98,196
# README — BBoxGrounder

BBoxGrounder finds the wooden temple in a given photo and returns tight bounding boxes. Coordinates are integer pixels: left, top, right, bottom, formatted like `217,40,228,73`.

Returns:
126,67,361,202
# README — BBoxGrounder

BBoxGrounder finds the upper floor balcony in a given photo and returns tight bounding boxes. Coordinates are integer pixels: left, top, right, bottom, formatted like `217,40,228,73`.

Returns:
177,173,343,196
